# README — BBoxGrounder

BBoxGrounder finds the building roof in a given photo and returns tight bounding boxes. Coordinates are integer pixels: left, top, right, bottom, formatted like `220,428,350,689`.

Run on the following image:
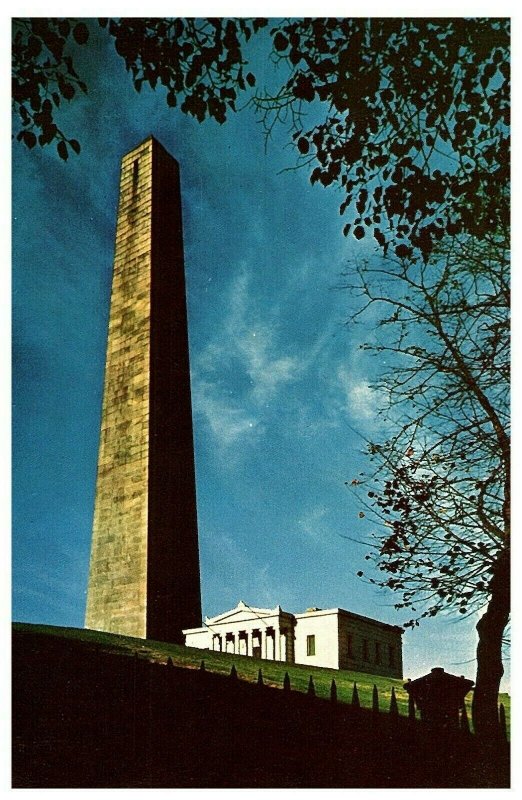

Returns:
294,606,403,633
183,600,403,635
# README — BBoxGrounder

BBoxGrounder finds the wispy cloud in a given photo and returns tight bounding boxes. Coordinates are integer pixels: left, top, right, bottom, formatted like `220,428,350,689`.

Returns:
223,270,302,402
294,404,341,440
336,366,383,429
192,266,328,452
192,378,262,448
297,505,330,544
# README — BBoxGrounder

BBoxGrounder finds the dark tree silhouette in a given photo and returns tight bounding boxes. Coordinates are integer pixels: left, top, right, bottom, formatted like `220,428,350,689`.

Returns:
258,18,509,260
12,17,509,257
347,232,509,738
12,18,266,159
12,18,90,158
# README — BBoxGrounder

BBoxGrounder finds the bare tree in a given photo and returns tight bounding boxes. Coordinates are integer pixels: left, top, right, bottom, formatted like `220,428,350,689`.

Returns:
347,233,509,738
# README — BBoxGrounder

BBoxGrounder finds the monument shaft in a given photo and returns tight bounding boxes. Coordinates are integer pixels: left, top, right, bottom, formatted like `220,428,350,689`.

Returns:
85,137,201,642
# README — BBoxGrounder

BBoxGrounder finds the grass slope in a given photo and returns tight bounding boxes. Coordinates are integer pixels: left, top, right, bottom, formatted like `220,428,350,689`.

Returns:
13,621,510,732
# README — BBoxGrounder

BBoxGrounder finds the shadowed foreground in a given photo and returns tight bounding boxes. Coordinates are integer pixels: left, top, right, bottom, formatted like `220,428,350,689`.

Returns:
12,625,509,788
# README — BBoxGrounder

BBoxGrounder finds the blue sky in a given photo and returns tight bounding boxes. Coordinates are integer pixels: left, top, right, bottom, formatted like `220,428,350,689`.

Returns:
11,18,509,690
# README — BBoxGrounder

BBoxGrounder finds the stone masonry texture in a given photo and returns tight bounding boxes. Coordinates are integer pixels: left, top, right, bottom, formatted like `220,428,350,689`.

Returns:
85,136,202,642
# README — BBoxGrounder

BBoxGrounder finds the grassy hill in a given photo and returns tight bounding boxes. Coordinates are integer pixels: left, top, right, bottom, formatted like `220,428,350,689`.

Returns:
12,621,510,733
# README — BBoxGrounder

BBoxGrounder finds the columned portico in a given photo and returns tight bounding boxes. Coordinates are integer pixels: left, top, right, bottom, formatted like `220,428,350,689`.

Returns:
184,601,296,665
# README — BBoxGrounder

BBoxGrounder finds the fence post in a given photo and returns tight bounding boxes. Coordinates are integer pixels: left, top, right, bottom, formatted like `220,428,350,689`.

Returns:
283,671,291,692
257,668,264,687
330,679,337,704
351,682,360,708
372,684,379,714
307,675,315,697
389,686,399,721
230,664,238,680
199,659,206,671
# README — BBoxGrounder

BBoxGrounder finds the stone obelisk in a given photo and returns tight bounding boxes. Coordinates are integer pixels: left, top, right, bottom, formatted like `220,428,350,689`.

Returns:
85,136,202,643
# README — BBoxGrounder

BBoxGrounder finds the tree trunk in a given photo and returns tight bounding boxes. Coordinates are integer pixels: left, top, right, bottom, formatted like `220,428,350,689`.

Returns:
472,548,510,739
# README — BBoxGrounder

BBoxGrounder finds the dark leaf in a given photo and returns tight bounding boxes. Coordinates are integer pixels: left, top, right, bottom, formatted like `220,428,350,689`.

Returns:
73,22,89,45
186,70,197,88
57,140,68,160
273,32,288,52
253,18,268,33
27,35,42,57
58,20,70,38
310,167,321,184
293,73,315,102
395,244,412,259
61,83,75,101
373,228,386,247
23,130,37,149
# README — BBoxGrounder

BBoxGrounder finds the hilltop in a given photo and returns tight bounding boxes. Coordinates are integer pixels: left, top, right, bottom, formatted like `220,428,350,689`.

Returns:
13,622,509,788
12,621,510,729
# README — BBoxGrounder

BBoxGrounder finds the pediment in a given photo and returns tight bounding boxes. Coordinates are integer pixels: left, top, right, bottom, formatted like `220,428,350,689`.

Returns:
206,600,278,626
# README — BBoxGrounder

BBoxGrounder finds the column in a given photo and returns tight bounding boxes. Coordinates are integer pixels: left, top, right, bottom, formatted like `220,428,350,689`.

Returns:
280,630,287,662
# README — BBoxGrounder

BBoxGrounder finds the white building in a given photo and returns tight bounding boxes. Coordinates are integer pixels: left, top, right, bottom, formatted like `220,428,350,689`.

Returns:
183,601,403,679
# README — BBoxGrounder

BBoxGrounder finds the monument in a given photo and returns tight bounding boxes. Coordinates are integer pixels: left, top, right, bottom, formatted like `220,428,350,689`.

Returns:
85,136,202,643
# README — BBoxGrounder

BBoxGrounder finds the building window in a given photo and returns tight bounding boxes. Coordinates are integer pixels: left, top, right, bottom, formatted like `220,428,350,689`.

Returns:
375,642,381,665
362,638,369,661
306,635,316,656
388,644,395,667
